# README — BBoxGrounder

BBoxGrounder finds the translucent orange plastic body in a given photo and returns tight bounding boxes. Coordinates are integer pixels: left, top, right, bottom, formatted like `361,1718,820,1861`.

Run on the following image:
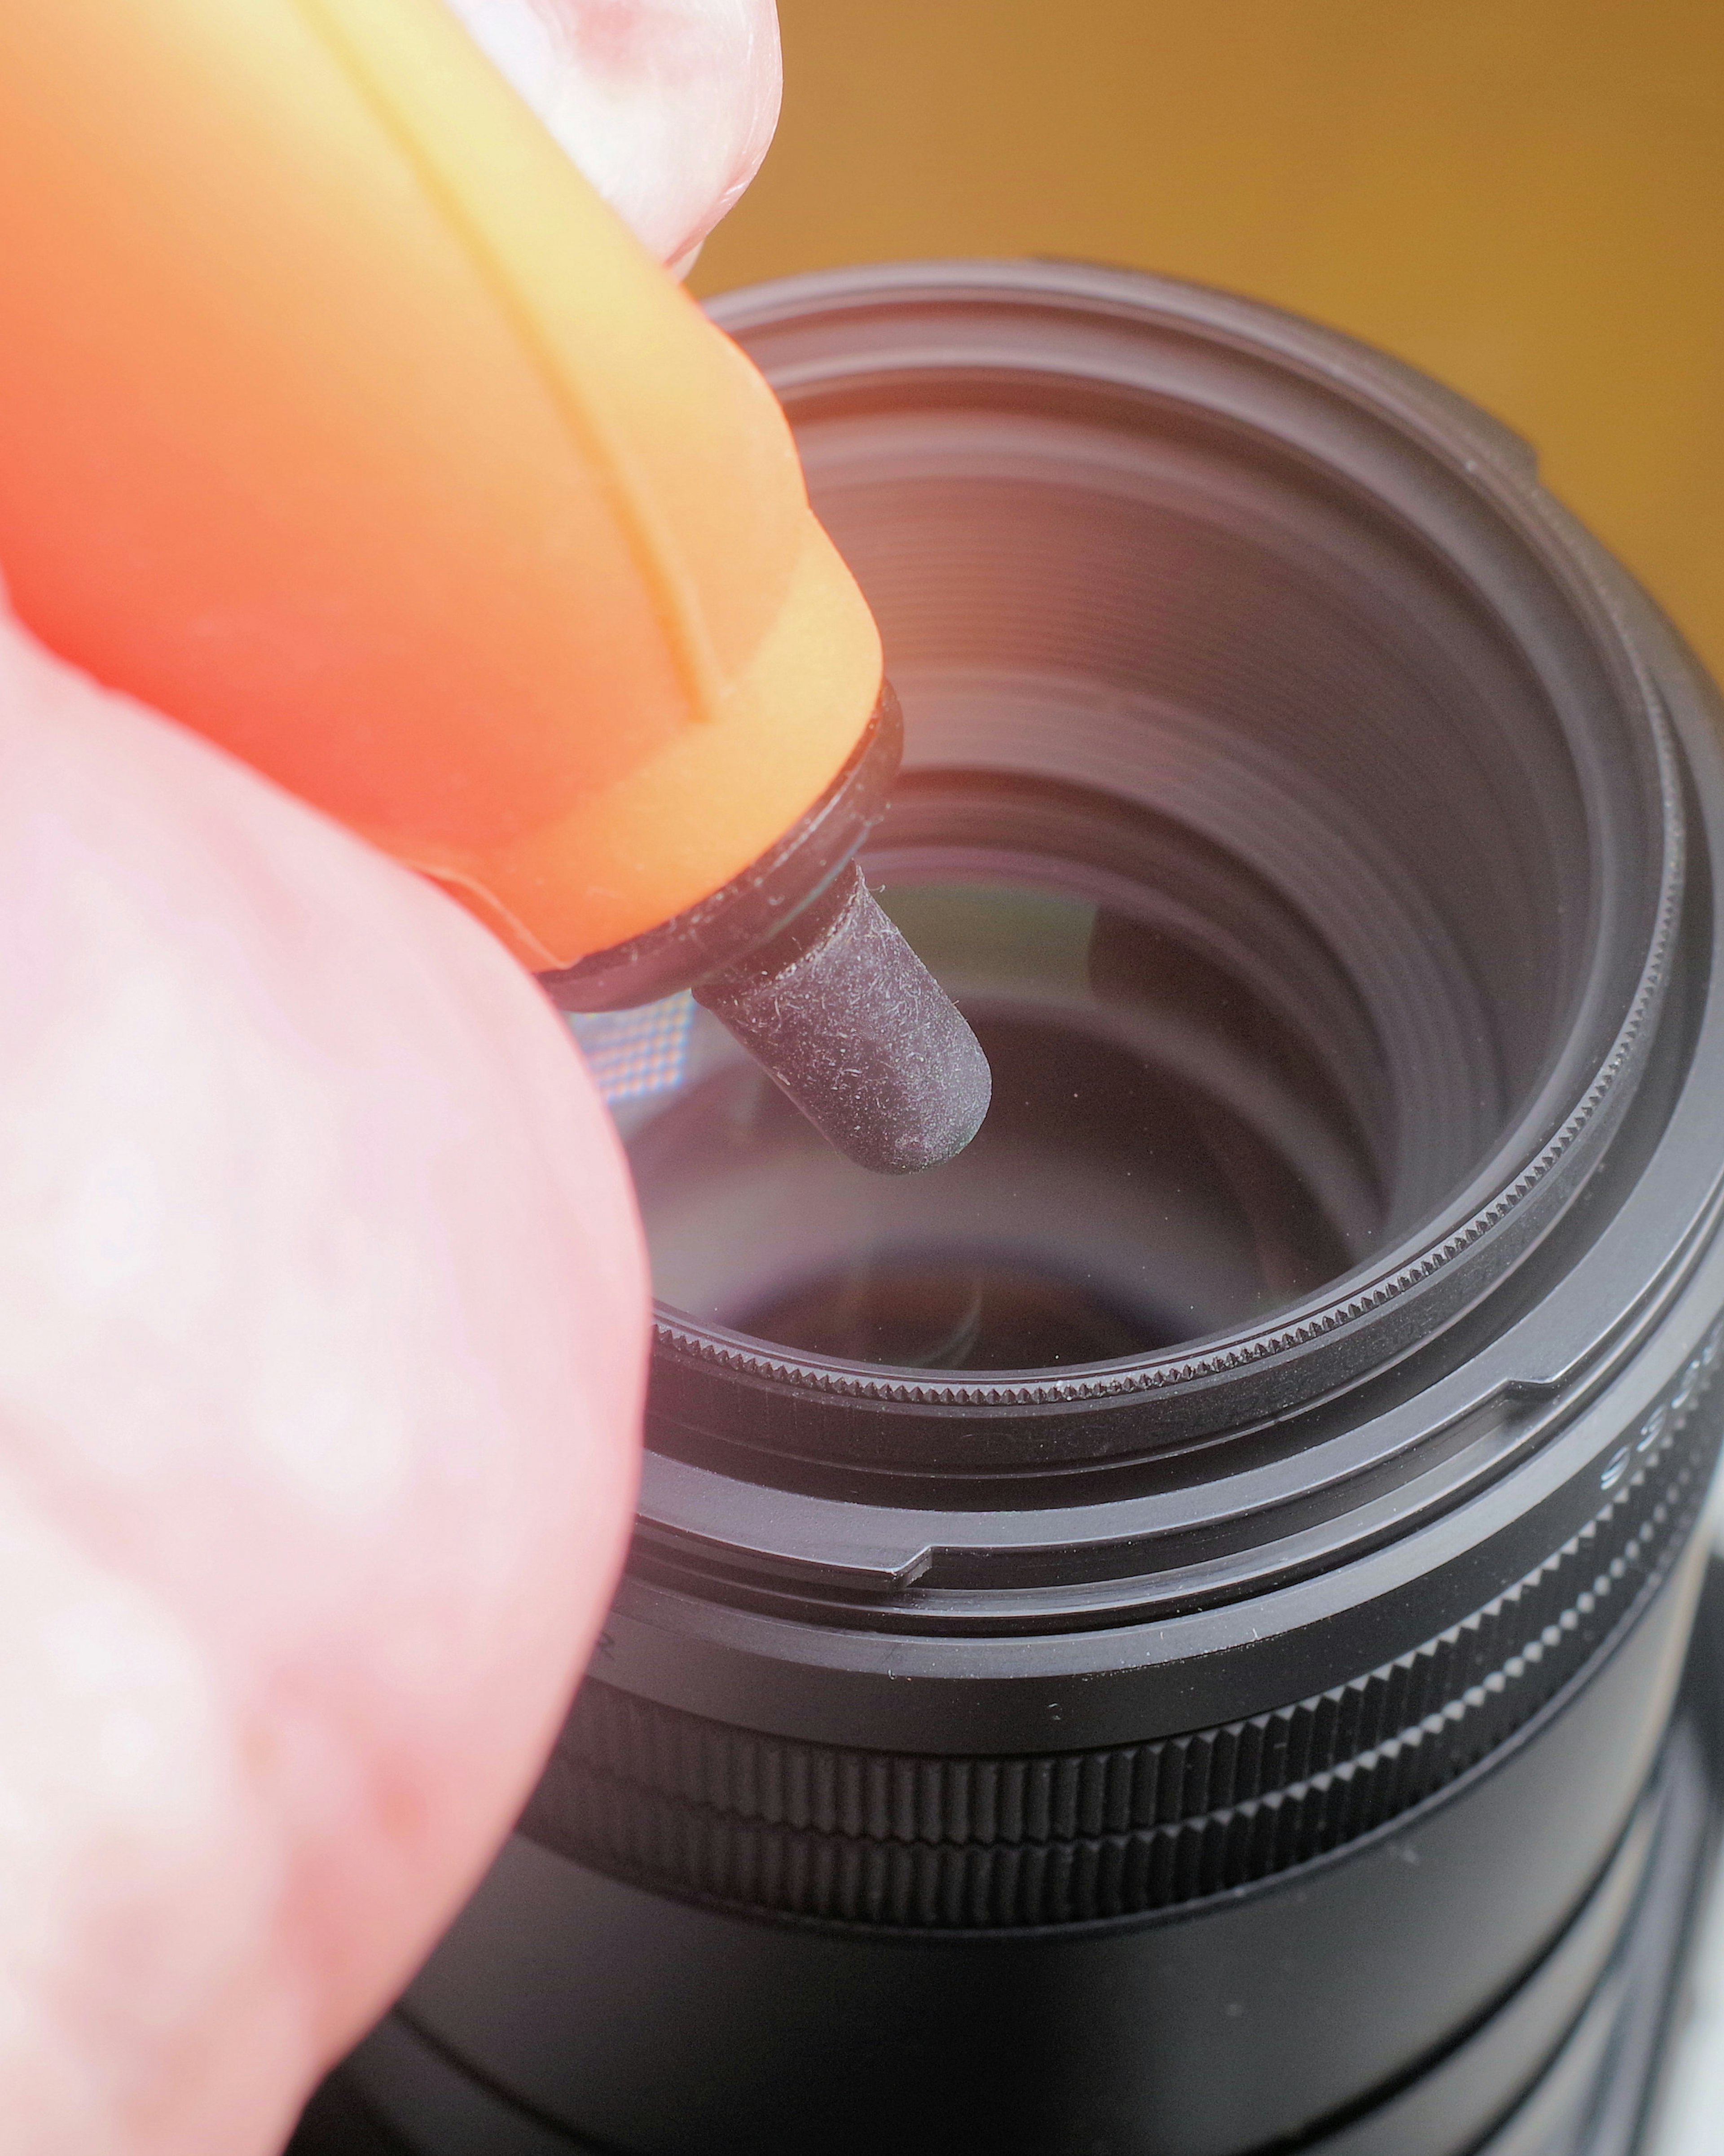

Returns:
0,0,882,968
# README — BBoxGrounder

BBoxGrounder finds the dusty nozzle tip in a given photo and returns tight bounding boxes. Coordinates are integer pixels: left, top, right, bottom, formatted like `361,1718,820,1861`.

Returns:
693,864,992,1175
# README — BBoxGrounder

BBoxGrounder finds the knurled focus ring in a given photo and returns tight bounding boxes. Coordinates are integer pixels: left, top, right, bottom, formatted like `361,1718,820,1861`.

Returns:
523,1366,1724,1930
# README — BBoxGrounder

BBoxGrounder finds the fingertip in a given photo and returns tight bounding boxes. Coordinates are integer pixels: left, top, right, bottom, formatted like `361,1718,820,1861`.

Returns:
444,0,783,264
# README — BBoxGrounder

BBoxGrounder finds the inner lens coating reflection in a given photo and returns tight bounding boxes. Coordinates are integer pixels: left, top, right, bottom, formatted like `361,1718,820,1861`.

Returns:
598,870,1385,1375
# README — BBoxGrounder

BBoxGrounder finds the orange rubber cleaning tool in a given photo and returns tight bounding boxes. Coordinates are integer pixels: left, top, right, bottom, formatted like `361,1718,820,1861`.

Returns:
0,0,989,1173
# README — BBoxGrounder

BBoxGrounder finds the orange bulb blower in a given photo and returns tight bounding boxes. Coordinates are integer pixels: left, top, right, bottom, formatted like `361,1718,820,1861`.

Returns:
0,0,989,1173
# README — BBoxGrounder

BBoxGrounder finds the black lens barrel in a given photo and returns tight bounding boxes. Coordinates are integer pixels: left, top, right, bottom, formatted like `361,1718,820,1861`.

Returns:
327,265,1724,2156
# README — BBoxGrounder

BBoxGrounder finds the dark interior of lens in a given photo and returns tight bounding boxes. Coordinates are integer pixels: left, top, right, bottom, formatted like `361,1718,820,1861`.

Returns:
623,779,1385,1370
608,389,1601,1377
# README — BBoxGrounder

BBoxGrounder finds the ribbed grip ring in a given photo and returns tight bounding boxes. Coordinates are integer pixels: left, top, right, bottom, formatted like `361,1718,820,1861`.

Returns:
524,1379,1724,1929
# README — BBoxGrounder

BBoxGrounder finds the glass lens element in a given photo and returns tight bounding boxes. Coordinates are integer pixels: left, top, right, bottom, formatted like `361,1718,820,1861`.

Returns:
591,860,1381,1375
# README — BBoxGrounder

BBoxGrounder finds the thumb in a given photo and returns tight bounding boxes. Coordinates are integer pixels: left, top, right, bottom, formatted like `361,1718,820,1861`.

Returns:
0,604,647,2155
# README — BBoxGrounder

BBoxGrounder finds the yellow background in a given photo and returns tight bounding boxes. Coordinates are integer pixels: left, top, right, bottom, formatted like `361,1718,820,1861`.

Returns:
695,0,1724,682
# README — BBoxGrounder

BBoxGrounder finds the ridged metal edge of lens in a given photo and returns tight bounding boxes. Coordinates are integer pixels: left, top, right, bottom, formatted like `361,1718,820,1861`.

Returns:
521,1371,1721,1929
649,775,1682,1411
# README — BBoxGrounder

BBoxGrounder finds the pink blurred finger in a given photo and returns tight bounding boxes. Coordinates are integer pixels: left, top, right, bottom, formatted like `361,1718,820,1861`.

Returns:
444,0,783,267
0,607,647,2152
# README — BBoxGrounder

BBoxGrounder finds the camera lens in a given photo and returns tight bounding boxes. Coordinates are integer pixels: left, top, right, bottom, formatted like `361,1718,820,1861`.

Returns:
329,265,1724,2156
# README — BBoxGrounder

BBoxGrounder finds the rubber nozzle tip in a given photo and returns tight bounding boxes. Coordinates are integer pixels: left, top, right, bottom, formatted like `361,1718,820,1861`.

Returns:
693,865,992,1175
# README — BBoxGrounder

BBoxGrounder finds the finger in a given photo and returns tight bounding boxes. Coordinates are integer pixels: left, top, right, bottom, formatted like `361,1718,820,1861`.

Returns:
443,0,783,266
0,607,648,2154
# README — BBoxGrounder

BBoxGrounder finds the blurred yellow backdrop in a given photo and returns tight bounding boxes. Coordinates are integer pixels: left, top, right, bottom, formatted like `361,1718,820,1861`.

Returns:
695,0,1724,681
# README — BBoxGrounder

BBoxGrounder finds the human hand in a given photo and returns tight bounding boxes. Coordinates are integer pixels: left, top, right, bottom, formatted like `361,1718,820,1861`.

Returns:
0,6,780,2151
